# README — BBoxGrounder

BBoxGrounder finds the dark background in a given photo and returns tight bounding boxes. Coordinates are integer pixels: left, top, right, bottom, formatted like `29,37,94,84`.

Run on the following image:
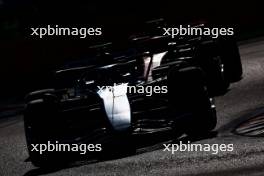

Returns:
0,1,263,99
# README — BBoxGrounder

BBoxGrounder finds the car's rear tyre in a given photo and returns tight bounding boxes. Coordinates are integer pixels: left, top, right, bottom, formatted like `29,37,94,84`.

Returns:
196,40,230,96
202,55,230,96
168,66,217,137
218,37,243,82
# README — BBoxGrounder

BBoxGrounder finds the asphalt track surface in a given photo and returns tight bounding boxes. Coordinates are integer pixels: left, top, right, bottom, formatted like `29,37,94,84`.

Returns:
1,38,264,176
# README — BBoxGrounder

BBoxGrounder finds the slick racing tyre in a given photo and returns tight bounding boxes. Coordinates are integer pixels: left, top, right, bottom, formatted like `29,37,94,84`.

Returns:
24,93,60,167
201,55,230,96
217,37,243,82
196,40,230,96
168,66,217,137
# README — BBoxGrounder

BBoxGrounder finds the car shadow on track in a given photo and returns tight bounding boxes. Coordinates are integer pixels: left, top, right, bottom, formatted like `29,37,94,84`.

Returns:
23,130,217,176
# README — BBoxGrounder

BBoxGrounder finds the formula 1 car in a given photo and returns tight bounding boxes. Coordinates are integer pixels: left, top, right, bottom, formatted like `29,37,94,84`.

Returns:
24,46,217,167
24,21,242,167
131,19,243,95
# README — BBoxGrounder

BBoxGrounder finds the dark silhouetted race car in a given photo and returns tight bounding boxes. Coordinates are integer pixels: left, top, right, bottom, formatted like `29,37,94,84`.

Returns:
24,20,242,167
